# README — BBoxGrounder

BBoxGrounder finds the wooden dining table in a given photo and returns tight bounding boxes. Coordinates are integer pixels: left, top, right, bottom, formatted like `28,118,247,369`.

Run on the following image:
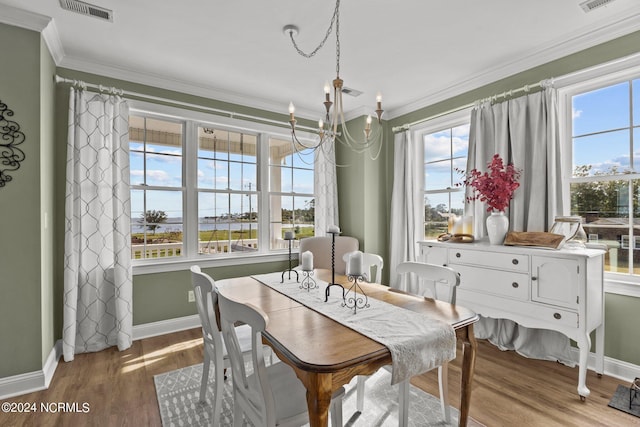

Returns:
216,269,479,427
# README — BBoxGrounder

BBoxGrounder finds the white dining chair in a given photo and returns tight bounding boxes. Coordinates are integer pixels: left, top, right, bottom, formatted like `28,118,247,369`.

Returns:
343,251,384,283
355,261,460,426
190,265,255,426
218,291,345,427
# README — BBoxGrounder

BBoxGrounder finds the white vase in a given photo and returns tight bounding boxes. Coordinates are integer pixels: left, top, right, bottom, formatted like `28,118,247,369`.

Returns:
486,211,509,245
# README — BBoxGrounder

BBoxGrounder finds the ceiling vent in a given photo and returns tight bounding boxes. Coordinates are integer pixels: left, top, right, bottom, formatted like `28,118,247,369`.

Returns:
341,87,363,97
579,0,616,13
59,0,113,22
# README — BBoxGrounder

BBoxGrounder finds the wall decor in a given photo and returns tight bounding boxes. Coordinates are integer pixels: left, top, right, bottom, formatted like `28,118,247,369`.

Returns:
0,99,26,187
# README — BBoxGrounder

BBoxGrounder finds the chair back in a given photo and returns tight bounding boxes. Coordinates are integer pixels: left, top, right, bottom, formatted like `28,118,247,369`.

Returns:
396,261,460,304
299,236,359,274
218,292,273,426
190,265,224,352
342,252,384,283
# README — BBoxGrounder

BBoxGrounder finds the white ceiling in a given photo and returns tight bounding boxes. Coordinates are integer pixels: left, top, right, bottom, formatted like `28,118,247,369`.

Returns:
2,0,640,121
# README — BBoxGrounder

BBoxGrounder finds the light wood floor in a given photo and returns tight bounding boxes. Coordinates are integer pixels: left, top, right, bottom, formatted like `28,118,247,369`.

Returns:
1,328,638,427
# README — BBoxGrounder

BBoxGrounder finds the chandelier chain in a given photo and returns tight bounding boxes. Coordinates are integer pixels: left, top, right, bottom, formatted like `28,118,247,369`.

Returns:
288,0,341,62
335,1,340,77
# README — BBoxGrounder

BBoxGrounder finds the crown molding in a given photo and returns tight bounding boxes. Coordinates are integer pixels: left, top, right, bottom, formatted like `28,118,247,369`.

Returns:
41,20,65,64
0,4,51,32
387,7,640,120
58,55,326,120
0,5,65,65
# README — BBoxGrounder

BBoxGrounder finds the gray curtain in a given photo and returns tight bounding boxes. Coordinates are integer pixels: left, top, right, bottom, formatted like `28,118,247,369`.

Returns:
63,87,133,362
466,87,563,235
389,130,424,289
466,86,573,365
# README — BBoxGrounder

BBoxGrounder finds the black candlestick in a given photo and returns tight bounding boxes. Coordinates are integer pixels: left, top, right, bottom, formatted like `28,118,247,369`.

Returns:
324,231,345,302
281,237,299,283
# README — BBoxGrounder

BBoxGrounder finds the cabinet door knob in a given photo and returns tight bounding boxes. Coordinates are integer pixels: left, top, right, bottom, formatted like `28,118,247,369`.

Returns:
456,252,461,258
532,276,537,281
553,313,562,320
512,259,519,265
512,282,519,288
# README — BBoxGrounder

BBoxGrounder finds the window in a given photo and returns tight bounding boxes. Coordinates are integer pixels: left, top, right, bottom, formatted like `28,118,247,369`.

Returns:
268,138,314,249
128,102,316,266
566,73,640,276
130,116,184,259
197,126,258,254
417,111,470,239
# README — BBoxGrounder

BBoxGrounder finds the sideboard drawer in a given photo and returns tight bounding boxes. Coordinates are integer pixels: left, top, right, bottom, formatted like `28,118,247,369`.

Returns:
452,264,529,300
448,248,529,272
529,304,579,328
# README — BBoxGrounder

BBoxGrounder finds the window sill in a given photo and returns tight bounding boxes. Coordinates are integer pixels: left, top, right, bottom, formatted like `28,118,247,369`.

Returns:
132,251,292,275
604,274,640,298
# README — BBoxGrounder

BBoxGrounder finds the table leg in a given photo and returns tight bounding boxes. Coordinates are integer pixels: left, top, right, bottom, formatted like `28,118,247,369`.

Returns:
304,372,332,427
458,324,477,427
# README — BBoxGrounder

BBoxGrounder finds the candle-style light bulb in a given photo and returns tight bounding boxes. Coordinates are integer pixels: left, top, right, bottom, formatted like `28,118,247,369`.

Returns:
288,102,296,123
366,115,372,127
374,93,384,123
318,120,324,129
324,82,331,102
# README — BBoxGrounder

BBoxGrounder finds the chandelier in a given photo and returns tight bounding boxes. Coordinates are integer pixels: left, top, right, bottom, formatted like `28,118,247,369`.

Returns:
284,0,384,159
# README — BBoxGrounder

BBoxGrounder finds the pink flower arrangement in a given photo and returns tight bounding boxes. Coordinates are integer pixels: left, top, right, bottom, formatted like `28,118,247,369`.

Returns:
460,154,521,212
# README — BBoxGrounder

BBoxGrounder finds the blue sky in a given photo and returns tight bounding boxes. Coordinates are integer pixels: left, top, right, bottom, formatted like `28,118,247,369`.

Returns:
572,79,639,175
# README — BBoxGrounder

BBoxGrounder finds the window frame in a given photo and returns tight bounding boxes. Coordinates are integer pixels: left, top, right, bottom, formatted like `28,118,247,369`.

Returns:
558,54,640,297
128,100,316,275
413,108,472,239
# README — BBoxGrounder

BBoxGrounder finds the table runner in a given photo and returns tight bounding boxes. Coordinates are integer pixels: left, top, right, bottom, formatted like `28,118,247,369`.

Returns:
249,272,456,385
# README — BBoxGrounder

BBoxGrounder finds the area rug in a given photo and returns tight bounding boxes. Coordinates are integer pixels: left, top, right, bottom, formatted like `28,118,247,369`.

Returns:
608,384,640,418
154,362,463,426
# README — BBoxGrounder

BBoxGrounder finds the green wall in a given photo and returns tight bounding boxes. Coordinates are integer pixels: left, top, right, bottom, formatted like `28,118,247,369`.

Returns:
0,23,47,377
2,20,640,382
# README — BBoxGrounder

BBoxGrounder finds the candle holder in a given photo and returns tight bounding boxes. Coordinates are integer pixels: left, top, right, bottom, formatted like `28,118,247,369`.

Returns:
343,274,370,314
300,270,318,291
281,235,299,283
324,230,345,302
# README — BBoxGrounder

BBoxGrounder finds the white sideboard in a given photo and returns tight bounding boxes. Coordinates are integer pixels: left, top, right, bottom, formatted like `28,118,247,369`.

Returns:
418,239,605,399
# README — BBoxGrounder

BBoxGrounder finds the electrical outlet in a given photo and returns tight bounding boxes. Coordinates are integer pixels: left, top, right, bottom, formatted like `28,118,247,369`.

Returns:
188,290,195,302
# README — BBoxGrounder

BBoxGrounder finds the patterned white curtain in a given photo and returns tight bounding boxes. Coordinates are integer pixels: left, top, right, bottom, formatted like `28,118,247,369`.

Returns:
63,87,133,362
314,141,339,236
466,86,573,365
388,130,424,289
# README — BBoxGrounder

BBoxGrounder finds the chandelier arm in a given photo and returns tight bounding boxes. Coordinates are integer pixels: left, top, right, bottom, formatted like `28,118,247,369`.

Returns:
287,0,341,59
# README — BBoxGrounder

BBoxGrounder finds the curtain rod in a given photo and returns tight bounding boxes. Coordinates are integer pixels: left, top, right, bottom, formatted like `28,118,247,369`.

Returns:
54,75,319,133
392,79,549,133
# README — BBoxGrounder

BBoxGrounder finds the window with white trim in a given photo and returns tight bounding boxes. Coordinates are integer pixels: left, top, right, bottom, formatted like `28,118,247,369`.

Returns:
128,104,315,263
416,111,471,239
563,69,640,278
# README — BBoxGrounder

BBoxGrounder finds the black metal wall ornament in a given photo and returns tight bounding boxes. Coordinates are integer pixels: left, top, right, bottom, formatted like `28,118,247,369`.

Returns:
0,100,26,187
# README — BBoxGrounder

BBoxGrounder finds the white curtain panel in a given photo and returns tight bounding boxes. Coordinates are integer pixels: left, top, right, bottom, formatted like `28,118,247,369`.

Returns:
466,86,572,365
389,130,424,290
314,141,339,236
63,87,133,362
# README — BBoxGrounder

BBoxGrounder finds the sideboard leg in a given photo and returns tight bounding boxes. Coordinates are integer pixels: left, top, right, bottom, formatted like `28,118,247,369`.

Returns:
576,333,592,400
